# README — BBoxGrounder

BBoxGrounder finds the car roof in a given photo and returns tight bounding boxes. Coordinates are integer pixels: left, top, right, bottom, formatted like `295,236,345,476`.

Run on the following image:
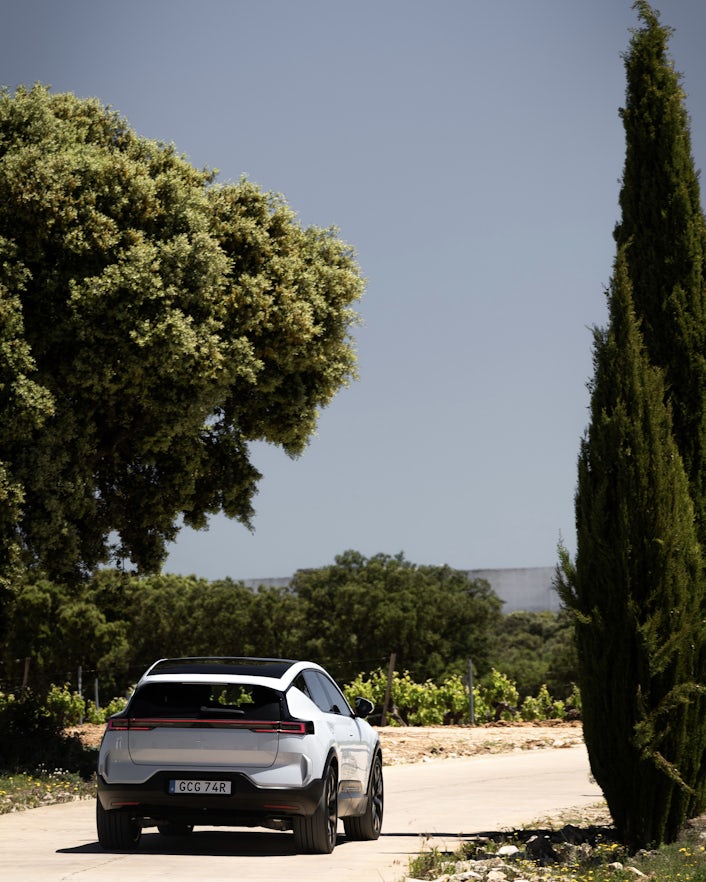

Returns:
137,657,325,689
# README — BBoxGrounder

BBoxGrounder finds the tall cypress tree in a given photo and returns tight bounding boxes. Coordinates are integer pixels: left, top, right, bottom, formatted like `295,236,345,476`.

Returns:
559,1,706,847
614,0,706,539
565,250,706,848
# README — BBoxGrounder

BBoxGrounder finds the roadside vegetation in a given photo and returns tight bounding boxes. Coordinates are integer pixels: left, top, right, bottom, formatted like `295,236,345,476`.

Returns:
0,771,94,813
405,812,706,882
0,688,97,814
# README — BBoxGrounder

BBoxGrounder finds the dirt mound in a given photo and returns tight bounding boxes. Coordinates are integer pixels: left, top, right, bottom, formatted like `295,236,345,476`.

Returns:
377,722,583,764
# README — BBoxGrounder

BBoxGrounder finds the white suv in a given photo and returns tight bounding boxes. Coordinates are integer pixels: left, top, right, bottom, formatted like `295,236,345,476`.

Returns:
96,657,383,853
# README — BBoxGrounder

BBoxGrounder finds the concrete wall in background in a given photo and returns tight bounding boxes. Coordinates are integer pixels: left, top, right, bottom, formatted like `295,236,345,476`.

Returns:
243,567,561,614
466,567,560,613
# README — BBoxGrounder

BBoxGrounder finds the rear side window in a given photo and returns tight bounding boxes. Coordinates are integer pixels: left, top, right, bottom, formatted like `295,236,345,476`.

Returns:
129,683,282,720
298,671,352,716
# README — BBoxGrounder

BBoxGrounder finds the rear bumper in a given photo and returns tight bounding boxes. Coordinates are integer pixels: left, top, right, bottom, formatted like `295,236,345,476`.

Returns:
97,770,325,824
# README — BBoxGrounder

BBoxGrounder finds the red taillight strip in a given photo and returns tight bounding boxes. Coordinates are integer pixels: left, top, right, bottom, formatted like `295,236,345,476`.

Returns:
108,718,313,733
108,719,152,731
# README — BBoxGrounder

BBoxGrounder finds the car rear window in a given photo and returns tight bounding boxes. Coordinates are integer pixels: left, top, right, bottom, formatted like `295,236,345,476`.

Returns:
128,683,282,720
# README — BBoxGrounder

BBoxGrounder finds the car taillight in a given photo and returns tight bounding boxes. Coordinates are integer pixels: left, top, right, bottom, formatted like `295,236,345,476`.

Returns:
252,721,315,735
279,720,315,735
107,718,153,731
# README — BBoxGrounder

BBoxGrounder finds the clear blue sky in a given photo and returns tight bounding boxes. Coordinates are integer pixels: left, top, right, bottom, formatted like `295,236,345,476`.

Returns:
2,1,706,581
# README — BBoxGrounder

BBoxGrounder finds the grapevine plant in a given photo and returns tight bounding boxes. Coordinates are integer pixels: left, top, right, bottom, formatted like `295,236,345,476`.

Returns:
342,669,580,726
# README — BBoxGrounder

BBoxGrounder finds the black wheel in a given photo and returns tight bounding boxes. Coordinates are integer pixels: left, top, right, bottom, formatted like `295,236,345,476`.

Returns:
343,752,384,840
293,762,338,854
157,822,194,837
96,799,141,850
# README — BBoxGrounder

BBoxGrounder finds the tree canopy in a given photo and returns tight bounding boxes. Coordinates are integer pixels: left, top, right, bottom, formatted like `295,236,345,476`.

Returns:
290,550,503,683
0,85,363,583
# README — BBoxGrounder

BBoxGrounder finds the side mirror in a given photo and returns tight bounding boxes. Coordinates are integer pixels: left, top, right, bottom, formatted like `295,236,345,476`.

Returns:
354,696,374,718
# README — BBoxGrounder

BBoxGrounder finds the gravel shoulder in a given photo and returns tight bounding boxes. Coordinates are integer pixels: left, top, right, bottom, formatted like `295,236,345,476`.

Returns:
376,720,584,765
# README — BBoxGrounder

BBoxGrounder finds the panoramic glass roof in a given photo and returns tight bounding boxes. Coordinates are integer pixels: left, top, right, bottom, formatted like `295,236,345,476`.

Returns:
147,657,298,678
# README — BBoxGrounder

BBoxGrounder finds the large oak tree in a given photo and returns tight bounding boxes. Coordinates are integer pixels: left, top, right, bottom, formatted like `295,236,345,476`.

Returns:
0,85,363,584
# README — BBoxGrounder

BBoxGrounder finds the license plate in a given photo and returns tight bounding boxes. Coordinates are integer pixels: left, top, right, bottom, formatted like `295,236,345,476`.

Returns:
169,779,231,795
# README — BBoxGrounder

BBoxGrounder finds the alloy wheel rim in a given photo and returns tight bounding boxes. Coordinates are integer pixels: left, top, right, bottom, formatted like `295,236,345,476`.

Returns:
371,761,383,832
326,769,338,846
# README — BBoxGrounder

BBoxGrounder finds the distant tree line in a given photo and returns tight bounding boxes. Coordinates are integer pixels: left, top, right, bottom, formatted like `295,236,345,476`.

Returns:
0,550,576,701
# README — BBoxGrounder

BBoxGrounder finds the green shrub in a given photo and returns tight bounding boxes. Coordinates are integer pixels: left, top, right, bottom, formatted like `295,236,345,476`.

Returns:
566,683,582,717
85,702,102,724
344,669,448,724
104,694,130,717
520,684,565,721
0,689,93,775
345,670,474,725
519,693,543,721
471,686,491,723
83,695,129,723
438,675,471,724
84,701,105,724
46,684,86,727
344,669,387,709
479,669,520,721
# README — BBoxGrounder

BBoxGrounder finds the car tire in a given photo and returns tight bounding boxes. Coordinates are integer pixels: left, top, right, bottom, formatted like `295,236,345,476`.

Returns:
292,761,338,854
343,752,384,840
96,799,141,850
157,822,194,837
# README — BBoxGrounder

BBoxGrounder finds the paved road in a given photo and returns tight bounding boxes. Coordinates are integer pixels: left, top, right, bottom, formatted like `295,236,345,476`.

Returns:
0,746,602,882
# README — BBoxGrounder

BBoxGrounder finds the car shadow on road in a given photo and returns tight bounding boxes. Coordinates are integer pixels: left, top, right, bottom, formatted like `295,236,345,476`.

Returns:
57,829,364,857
